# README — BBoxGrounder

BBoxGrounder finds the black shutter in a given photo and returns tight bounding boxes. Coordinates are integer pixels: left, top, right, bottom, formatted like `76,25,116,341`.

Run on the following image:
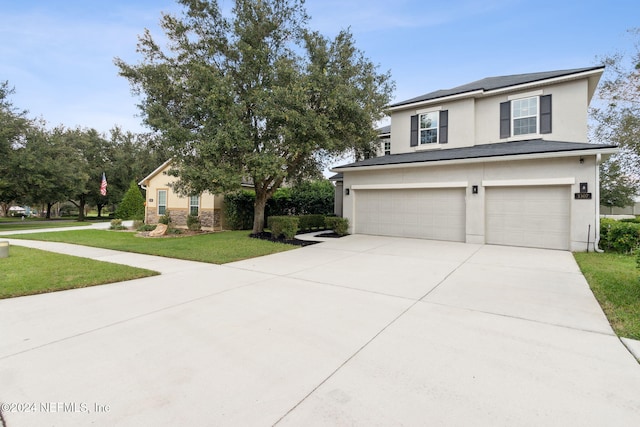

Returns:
410,115,418,147
500,101,511,139
439,110,448,144
540,95,552,134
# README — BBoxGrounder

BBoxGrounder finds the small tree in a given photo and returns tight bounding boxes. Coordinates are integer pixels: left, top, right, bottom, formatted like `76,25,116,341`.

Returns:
115,181,145,220
600,158,638,211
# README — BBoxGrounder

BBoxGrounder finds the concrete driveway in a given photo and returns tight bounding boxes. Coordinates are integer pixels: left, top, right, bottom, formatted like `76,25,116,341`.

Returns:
1,235,639,426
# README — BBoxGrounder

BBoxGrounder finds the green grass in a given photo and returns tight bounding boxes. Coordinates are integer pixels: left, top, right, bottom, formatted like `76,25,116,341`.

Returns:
574,252,640,340
0,218,93,231
0,245,159,299
6,229,297,264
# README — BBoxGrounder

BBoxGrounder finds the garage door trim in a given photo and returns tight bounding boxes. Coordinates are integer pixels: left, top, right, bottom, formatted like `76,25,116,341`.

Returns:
352,181,468,190
482,177,575,187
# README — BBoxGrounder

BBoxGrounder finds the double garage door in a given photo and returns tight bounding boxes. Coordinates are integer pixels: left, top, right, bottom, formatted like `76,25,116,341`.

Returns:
354,185,570,250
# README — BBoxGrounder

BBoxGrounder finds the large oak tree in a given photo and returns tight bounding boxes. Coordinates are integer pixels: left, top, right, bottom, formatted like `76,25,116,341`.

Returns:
116,0,394,233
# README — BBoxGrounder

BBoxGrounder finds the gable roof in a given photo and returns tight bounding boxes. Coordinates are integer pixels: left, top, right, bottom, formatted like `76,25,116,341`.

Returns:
333,140,617,172
390,66,604,109
138,158,173,187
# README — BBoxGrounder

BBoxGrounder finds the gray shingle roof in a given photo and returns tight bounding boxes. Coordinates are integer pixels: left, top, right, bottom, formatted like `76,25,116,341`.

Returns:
376,125,391,135
333,140,616,170
391,66,604,108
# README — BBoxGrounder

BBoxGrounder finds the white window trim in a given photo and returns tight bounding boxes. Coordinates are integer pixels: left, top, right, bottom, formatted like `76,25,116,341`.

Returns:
157,189,167,215
418,111,439,145
189,195,199,216
505,90,545,139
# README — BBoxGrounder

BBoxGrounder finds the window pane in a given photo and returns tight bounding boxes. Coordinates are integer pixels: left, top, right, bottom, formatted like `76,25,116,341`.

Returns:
420,112,438,129
514,117,537,135
421,129,438,144
158,190,167,215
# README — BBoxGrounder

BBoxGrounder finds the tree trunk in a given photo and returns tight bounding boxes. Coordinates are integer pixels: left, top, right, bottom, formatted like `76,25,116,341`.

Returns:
71,195,86,222
46,202,53,219
97,203,104,218
252,190,269,234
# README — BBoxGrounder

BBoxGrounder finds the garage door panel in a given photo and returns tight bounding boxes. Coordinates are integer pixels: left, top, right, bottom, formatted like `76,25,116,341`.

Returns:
355,188,466,242
486,186,570,250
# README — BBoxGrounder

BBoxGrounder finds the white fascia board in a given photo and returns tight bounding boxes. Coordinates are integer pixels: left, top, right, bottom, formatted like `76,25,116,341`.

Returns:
138,158,173,186
484,68,605,97
351,182,468,190
331,147,619,173
387,90,484,112
387,68,605,112
482,178,575,187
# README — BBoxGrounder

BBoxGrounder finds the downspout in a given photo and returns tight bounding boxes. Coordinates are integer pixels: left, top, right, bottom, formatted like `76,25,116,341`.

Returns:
594,153,604,253
139,182,148,224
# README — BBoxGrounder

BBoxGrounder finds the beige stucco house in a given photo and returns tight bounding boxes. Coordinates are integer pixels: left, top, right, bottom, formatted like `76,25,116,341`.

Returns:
138,160,226,231
332,66,617,251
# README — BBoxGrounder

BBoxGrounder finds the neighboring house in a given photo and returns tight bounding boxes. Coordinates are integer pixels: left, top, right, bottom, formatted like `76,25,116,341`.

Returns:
138,160,227,231
332,66,617,251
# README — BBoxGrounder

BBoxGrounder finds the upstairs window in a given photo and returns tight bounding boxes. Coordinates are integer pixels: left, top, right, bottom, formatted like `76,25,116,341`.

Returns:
384,141,391,155
512,97,537,135
410,110,448,147
500,94,551,138
420,112,439,144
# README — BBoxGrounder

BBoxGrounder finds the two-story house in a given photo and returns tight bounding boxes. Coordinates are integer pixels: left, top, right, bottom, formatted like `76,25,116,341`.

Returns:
331,66,617,251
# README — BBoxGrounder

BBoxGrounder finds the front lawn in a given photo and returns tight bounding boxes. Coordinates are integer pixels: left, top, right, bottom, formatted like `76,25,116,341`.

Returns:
0,246,159,299
6,229,297,264
574,252,640,340
0,218,93,231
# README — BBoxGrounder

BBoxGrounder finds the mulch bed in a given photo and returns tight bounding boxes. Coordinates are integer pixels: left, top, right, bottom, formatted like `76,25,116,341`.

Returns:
250,232,318,246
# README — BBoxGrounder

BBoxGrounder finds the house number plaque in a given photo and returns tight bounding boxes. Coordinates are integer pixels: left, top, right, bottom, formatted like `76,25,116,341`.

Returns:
574,193,592,200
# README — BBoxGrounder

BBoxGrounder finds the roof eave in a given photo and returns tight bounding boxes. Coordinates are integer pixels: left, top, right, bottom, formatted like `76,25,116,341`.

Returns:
138,158,173,187
331,146,618,173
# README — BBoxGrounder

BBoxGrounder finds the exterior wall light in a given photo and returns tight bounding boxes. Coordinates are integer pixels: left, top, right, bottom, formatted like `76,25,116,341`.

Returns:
345,188,350,196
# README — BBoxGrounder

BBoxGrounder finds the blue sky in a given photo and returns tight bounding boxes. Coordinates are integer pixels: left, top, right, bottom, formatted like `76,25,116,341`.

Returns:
1,0,638,135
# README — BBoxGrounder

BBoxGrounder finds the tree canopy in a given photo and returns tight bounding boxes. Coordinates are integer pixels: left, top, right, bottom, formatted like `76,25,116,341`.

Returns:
116,0,394,233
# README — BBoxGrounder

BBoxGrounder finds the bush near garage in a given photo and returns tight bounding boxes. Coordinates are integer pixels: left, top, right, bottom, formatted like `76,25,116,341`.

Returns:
225,180,335,230
298,214,326,232
600,218,640,253
267,216,299,240
325,216,349,236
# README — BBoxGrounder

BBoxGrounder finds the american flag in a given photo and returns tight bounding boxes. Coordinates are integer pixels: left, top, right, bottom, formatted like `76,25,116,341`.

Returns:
100,173,107,196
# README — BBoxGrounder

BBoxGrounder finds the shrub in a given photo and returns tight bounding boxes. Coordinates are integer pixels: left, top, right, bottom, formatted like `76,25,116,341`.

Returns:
137,223,157,232
325,216,349,236
290,180,335,215
159,210,172,225
600,218,640,253
298,214,326,232
109,219,127,230
115,181,145,220
267,187,295,216
224,190,255,230
268,216,299,240
132,220,143,229
187,214,201,231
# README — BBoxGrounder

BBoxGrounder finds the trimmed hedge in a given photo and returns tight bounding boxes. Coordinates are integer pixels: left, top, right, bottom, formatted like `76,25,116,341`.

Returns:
298,214,326,232
268,216,299,240
325,216,349,236
600,218,640,253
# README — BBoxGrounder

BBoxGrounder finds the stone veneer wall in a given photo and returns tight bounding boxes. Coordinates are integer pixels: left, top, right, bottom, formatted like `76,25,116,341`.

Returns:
145,208,222,230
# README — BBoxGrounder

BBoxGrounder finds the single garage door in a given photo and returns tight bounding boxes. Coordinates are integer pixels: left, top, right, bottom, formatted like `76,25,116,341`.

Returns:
485,186,570,250
354,188,466,242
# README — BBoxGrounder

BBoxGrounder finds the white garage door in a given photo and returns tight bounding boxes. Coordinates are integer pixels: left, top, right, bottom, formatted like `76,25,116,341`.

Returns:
354,188,466,242
485,186,570,250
